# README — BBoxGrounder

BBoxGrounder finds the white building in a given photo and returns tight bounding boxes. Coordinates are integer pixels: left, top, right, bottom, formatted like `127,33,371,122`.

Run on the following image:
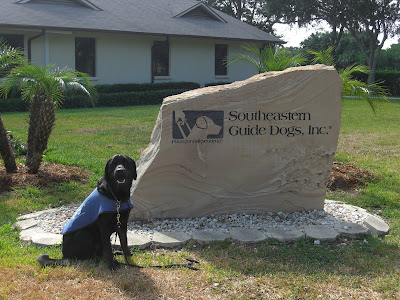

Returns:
0,0,284,86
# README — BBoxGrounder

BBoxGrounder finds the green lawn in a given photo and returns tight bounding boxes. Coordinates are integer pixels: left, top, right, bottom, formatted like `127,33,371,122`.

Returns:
0,99,399,299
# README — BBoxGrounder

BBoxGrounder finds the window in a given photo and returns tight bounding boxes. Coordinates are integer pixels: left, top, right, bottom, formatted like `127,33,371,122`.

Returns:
152,41,169,76
215,44,227,76
0,34,24,50
0,34,24,77
75,37,95,76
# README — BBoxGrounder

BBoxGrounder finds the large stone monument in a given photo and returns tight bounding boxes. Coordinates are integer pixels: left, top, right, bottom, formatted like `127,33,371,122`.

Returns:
130,65,342,219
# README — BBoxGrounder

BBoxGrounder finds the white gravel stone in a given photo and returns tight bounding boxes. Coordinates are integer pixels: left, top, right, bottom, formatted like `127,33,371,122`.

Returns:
32,200,370,240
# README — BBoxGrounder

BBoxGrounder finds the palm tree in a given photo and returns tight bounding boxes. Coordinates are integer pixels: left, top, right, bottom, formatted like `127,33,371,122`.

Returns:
307,46,336,66
229,43,306,73
0,64,97,174
307,47,388,113
0,39,23,173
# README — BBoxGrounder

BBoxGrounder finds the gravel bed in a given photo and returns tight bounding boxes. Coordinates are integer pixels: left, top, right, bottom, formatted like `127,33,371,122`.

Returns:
35,201,367,236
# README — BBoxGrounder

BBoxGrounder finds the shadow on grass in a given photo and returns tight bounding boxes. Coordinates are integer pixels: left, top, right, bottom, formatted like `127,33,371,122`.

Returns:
0,212,161,299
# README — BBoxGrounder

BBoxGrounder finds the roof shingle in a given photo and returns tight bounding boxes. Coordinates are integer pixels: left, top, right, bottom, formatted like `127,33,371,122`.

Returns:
1,0,283,43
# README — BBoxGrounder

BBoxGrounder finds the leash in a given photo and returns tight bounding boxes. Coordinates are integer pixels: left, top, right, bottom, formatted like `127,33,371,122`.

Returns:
113,251,200,271
109,186,200,271
109,188,121,248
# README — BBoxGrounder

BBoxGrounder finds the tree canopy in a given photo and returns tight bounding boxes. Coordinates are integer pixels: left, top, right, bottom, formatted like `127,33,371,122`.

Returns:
301,31,368,69
205,0,400,81
266,0,400,82
203,0,278,33
377,40,400,70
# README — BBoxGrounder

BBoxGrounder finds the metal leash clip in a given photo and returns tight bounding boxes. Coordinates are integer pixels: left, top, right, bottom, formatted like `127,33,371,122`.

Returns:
116,200,121,228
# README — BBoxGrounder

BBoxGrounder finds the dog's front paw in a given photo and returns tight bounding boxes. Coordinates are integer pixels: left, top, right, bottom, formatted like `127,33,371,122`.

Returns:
108,259,121,271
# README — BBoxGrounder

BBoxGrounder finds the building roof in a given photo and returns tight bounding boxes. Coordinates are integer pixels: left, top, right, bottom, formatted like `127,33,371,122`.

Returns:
0,0,284,43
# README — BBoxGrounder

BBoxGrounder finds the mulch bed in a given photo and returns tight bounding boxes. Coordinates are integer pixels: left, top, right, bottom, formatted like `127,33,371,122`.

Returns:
0,162,90,194
0,161,376,195
327,161,377,191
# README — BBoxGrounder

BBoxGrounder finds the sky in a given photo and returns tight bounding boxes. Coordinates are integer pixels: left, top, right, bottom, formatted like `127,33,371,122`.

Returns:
274,22,399,49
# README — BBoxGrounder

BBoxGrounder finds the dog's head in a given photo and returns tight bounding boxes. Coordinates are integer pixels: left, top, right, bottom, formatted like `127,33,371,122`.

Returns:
97,154,137,201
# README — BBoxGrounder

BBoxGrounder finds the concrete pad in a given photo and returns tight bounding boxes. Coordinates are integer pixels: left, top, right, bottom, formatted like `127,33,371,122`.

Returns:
229,228,267,244
112,232,151,250
151,231,191,248
363,214,390,236
17,209,57,221
304,225,339,241
265,226,305,242
342,203,368,215
127,232,151,249
31,233,62,246
335,222,369,238
192,230,229,244
20,227,46,242
13,218,38,230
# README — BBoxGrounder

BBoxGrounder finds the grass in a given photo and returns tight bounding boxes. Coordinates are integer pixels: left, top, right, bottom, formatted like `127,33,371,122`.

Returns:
0,99,399,299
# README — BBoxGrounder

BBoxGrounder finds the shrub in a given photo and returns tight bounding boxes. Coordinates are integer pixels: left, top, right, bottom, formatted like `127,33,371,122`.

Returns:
204,82,232,87
95,89,189,107
353,70,400,96
1,81,200,111
8,131,27,156
0,97,29,112
95,82,200,93
61,89,189,109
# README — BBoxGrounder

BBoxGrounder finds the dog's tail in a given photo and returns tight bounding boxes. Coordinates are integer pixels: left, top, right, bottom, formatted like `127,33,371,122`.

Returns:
37,254,71,267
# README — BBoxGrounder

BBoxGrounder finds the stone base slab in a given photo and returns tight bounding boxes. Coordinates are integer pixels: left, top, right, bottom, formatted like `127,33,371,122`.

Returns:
15,202,389,249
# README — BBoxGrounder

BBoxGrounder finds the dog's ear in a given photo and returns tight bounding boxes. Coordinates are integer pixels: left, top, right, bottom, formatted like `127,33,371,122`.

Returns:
104,156,115,181
97,156,113,193
126,156,137,180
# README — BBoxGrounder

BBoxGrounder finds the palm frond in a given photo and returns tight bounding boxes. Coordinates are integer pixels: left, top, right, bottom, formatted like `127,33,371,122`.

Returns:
307,48,388,114
1,63,97,106
0,38,24,77
228,43,305,73
340,65,388,114
307,46,335,66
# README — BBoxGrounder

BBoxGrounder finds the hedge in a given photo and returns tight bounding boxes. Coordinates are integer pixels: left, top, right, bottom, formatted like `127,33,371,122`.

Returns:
0,97,29,112
204,82,232,87
95,81,200,93
352,70,400,96
62,89,190,109
0,89,192,112
0,81,200,112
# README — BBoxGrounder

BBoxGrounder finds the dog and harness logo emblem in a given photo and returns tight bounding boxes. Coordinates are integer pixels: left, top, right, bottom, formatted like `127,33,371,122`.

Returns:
172,110,224,143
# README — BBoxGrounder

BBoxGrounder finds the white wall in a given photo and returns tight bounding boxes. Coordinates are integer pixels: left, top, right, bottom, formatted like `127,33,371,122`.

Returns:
166,37,258,86
1,29,260,86
48,33,74,68
96,34,153,84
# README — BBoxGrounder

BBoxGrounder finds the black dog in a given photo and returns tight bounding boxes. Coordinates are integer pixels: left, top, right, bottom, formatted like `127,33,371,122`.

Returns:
37,154,137,270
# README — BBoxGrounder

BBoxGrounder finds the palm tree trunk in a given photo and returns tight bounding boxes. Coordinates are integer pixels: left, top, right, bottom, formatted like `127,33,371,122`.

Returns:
0,115,18,173
26,96,55,174
26,95,42,170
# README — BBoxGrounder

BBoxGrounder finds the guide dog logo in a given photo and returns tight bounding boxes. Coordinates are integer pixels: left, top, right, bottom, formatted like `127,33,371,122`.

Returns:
172,110,224,141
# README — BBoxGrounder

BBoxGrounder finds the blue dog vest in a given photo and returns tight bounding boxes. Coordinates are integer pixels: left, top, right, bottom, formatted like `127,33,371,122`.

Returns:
61,188,133,234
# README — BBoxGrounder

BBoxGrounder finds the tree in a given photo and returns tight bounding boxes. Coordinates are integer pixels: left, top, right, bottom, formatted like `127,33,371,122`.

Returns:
229,43,306,72
0,39,23,173
377,40,400,70
0,64,97,174
265,0,345,50
266,0,400,83
301,31,367,69
339,0,400,82
203,0,278,33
